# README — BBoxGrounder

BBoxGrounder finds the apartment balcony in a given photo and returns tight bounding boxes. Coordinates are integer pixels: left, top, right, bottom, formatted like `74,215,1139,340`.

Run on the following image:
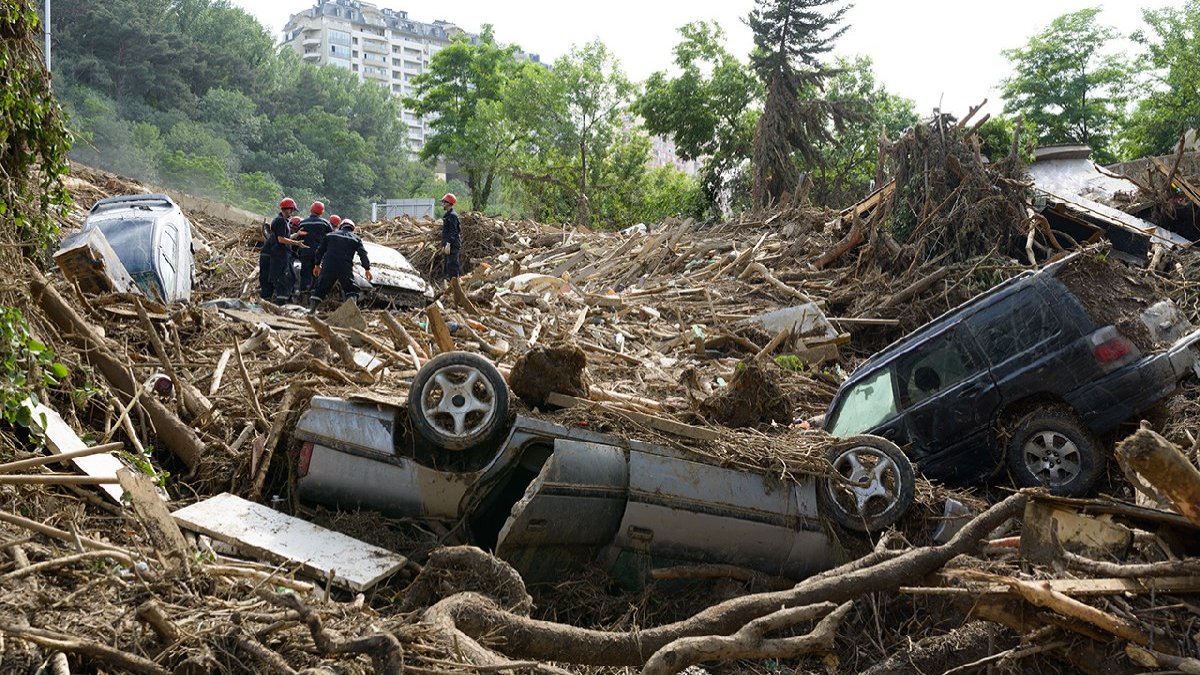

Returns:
302,36,321,47
302,52,321,62
362,40,388,54
363,69,389,81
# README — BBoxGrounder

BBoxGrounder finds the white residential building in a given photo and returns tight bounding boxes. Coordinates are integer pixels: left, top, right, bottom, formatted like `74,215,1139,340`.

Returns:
281,0,540,153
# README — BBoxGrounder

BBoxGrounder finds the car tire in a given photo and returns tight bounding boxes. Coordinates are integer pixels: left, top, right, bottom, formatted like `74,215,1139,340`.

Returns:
1006,408,1104,496
408,351,510,451
818,435,916,533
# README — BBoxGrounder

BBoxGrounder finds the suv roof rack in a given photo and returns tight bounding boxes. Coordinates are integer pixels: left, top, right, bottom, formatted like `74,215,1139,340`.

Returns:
89,194,176,214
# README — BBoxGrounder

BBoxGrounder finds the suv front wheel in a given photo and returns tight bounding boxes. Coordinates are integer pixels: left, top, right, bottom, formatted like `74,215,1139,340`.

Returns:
1006,409,1105,496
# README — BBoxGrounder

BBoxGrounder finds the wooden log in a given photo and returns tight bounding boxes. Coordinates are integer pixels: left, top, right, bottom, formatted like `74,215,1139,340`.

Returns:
232,335,270,431
546,392,718,442
738,262,813,303
425,302,456,354
249,383,304,501
0,475,120,485
881,266,951,309
0,508,125,552
1115,428,1200,527
135,298,209,420
0,442,124,475
209,348,232,396
31,272,204,472
382,311,427,358
307,315,374,379
813,216,865,270
117,468,189,568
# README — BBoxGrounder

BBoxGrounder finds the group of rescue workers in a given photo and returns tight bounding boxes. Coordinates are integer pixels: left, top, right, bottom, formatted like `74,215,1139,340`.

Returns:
258,193,461,311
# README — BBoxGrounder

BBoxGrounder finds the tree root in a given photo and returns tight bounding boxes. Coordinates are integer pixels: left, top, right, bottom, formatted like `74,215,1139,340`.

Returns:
267,593,404,675
400,545,532,615
641,601,852,675
424,492,1028,667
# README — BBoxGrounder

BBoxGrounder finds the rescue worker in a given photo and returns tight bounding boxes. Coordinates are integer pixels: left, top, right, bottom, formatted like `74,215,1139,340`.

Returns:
309,218,372,311
295,201,332,299
329,214,342,228
440,193,462,278
261,197,303,301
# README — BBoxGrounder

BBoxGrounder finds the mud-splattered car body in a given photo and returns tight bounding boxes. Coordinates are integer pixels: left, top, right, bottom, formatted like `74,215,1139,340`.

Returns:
293,355,917,583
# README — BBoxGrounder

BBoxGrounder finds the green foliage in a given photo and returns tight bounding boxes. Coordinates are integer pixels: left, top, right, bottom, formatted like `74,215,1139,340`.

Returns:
1000,8,1131,163
806,56,918,207
510,40,641,227
1122,1,1200,157
635,22,762,217
1,0,72,255
748,0,856,207
773,354,805,371
407,26,532,212
0,306,67,429
975,116,1038,164
51,0,438,218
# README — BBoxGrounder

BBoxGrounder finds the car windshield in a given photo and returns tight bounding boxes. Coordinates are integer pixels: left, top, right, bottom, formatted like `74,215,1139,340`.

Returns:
828,369,898,437
91,216,157,275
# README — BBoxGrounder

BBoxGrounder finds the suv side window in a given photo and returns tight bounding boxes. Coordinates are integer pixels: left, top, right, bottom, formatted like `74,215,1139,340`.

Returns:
896,329,976,407
973,288,1060,365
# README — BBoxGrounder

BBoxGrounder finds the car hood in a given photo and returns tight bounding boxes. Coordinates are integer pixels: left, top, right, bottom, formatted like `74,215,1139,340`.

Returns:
354,241,430,296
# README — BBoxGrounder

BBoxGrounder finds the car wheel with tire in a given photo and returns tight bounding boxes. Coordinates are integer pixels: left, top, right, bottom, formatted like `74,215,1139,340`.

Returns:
1005,408,1104,496
408,351,509,451
818,435,916,533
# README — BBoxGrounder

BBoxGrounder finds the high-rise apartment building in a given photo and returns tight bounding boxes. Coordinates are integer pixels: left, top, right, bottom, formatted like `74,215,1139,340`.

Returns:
281,0,539,153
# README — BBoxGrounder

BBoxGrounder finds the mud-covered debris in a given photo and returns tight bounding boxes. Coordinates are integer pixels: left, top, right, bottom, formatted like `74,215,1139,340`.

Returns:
700,360,793,428
508,343,589,407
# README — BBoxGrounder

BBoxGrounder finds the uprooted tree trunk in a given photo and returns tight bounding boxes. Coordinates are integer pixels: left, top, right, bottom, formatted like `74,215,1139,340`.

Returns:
415,492,1027,670
1116,427,1200,527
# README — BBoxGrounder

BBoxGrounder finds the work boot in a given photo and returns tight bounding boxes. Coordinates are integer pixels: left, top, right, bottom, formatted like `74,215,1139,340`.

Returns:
307,297,320,313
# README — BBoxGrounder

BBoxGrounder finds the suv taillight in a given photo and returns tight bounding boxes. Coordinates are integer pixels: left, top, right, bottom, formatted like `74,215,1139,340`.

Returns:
1094,337,1133,364
298,441,313,478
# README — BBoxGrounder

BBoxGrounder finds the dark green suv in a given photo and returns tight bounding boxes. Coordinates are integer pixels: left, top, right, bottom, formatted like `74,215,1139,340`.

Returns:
824,253,1200,496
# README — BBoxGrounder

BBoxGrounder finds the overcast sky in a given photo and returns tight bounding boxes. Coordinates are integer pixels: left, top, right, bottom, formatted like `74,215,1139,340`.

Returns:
232,0,1182,118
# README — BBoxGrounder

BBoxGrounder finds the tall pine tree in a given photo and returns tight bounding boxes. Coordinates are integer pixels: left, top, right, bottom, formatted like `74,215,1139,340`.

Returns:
748,0,854,208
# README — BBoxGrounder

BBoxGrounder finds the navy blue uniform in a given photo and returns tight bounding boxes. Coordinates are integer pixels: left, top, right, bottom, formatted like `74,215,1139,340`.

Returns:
313,228,370,302
258,219,274,299
295,215,331,294
266,214,296,303
441,209,462,277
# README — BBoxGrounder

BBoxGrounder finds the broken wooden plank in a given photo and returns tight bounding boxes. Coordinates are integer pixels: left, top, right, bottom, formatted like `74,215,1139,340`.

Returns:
905,574,1200,597
22,399,126,502
425,302,455,354
1020,500,1133,565
117,468,188,568
172,493,408,591
546,392,719,442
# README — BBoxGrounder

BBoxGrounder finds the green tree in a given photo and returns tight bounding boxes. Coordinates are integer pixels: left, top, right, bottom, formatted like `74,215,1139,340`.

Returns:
1123,1,1200,157
513,40,638,227
806,55,916,207
1001,8,1130,163
748,0,855,208
52,0,436,216
407,26,527,212
635,21,761,217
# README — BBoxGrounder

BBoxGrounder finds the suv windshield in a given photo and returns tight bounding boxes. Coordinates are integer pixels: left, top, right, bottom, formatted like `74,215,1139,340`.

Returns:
828,369,898,437
92,216,157,275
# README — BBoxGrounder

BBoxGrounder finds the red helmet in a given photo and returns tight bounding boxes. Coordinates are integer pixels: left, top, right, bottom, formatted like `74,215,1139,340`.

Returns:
279,197,298,210
310,201,325,215
329,214,342,226
441,193,457,206
289,216,302,225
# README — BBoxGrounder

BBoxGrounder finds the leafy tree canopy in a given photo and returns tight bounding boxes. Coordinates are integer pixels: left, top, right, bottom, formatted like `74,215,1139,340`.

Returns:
1000,7,1130,163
